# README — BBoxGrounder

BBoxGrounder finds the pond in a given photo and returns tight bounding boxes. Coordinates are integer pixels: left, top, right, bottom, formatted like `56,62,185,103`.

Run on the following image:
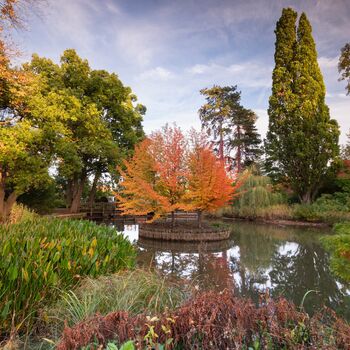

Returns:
111,219,350,320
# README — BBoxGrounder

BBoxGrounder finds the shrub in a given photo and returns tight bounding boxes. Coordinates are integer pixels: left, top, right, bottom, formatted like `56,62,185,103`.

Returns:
292,204,321,222
321,223,350,282
57,290,350,350
0,218,135,334
8,203,37,224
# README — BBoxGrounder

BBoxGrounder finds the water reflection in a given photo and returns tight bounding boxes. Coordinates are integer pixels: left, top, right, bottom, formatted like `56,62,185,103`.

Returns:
111,219,350,319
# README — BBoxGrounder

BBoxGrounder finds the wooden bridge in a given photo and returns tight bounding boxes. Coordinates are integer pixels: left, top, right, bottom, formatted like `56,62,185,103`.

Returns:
79,203,198,222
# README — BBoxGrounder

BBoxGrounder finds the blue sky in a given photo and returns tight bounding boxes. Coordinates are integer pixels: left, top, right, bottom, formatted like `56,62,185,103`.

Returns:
15,0,350,143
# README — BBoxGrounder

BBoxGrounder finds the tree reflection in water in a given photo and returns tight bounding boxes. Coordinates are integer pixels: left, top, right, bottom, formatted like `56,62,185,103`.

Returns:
115,220,350,320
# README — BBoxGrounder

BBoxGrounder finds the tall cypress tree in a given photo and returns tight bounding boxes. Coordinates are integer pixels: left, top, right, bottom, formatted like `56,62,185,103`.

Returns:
265,8,339,203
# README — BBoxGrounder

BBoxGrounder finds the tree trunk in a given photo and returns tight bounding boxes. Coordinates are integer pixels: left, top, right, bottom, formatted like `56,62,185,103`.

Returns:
300,189,312,204
171,211,175,229
219,121,224,161
66,179,73,209
69,173,87,213
236,125,242,173
0,171,17,222
88,170,101,207
197,210,203,228
0,188,17,222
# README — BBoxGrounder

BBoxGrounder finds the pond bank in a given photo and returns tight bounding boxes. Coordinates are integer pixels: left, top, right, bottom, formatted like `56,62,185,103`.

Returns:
219,216,331,228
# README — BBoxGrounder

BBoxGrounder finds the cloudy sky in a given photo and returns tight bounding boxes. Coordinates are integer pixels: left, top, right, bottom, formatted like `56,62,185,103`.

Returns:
15,0,350,143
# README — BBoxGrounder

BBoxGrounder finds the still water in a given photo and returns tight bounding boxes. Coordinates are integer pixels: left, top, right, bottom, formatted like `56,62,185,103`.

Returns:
114,220,350,319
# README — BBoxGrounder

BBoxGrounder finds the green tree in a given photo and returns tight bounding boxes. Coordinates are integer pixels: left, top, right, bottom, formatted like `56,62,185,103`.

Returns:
199,85,262,172
265,8,339,203
228,107,262,172
338,43,350,95
27,49,145,212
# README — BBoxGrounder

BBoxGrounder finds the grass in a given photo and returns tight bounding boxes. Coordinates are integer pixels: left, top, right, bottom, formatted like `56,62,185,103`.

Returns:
47,269,189,327
0,216,135,335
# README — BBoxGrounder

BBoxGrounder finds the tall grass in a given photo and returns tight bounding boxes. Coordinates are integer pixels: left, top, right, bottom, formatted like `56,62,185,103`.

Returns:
0,217,135,334
45,269,189,334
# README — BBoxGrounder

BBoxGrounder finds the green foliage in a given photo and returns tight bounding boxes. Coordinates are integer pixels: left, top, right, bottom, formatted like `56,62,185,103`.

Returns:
293,192,350,223
26,49,145,212
231,172,286,218
338,42,350,95
0,217,135,333
292,204,320,222
265,8,340,203
18,179,64,214
199,85,262,170
321,223,350,281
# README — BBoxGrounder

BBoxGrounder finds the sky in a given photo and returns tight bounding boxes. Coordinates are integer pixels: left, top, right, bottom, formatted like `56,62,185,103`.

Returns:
14,0,350,143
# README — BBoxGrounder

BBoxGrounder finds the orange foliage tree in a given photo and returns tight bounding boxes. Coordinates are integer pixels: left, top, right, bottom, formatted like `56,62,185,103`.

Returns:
116,125,245,228
182,140,245,227
150,124,188,225
115,139,171,221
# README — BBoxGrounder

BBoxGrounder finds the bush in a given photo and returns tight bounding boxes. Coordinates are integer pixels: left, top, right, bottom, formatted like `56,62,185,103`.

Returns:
321,223,350,282
8,203,37,224
57,290,350,350
0,218,135,334
292,204,321,222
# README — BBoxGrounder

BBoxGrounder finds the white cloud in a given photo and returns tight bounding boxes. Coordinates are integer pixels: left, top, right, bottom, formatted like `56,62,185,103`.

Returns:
318,56,338,69
139,67,175,81
186,62,272,88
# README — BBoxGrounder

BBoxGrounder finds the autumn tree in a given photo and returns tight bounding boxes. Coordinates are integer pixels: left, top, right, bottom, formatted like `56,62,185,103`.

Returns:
182,144,234,228
265,8,339,203
117,126,245,229
338,43,350,95
116,139,171,221
150,124,188,225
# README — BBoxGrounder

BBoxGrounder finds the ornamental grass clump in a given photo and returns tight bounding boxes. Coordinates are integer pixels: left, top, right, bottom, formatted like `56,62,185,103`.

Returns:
0,218,135,334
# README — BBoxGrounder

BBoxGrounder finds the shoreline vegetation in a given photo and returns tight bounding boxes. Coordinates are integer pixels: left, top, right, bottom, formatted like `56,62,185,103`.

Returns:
1,206,350,350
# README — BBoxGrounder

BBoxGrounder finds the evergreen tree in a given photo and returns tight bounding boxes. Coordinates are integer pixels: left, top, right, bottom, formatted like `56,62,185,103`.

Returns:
338,43,350,95
199,85,262,172
228,107,262,172
199,85,240,161
265,8,339,203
